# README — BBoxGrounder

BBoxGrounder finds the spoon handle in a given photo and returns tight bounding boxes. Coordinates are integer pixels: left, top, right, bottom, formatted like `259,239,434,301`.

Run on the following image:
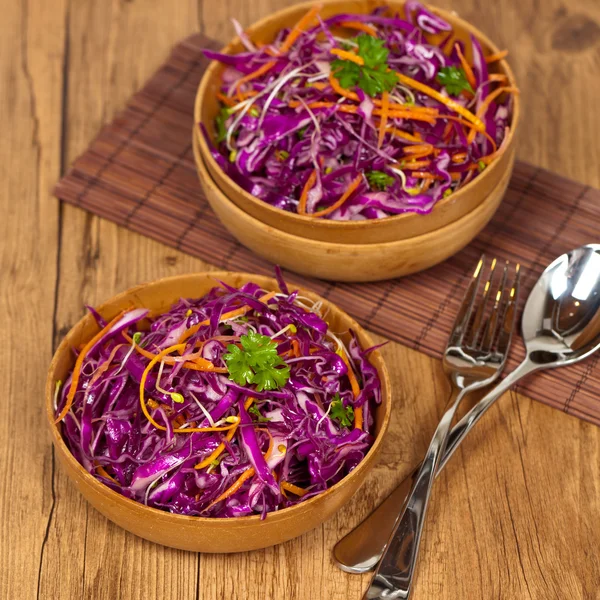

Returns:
334,360,538,575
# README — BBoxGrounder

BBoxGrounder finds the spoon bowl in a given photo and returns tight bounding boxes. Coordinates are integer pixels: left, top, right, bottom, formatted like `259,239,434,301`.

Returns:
522,244,600,368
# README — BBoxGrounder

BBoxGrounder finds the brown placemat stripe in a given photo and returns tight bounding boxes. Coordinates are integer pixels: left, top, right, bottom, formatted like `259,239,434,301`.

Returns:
55,33,600,427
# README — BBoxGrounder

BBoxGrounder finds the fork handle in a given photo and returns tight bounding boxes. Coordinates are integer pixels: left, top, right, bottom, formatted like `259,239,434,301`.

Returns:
334,359,538,576
363,387,469,600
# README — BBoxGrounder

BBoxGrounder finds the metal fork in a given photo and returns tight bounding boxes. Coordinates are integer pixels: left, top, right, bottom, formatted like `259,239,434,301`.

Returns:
362,256,520,600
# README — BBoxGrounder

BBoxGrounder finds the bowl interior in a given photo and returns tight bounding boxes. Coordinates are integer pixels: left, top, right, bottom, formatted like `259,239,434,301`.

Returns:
46,272,391,531
195,0,520,237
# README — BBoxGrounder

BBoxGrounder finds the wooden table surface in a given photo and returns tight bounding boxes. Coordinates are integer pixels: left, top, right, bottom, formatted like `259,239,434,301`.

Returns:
2,0,600,598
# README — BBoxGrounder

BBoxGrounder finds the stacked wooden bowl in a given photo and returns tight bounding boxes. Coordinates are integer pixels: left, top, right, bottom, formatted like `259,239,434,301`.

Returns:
193,0,520,282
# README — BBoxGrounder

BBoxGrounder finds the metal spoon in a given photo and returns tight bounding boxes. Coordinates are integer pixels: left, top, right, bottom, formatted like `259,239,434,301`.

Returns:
334,244,600,581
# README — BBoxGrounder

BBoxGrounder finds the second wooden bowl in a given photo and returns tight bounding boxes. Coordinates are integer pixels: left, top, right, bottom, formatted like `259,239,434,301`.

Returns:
194,128,513,282
195,0,520,244
46,272,391,552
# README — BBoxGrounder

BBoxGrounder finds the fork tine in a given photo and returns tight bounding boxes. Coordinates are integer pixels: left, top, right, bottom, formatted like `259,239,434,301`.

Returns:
480,261,510,352
466,258,498,348
448,256,486,346
495,264,521,356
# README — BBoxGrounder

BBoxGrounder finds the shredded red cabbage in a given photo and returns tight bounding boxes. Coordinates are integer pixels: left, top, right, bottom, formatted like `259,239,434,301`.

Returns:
202,2,516,220
56,273,382,518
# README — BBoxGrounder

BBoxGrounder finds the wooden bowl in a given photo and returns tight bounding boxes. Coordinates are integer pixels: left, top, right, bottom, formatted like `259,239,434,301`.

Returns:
195,0,520,244
193,128,513,282
45,272,391,553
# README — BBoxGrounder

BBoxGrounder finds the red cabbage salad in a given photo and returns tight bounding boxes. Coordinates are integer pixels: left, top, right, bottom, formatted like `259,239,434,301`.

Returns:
202,2,518,220
54,273,382,518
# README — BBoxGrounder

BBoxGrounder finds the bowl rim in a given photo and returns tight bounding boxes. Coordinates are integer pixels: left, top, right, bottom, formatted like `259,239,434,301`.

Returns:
195,0,521,231
46,271,392,525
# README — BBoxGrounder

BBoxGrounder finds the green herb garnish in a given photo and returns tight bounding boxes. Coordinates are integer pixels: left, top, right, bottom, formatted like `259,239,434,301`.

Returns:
330,394,354,428
249,405,271,422
223,331,290,391
297,126,308,139
436,66,473,96
332,35,398,97
366,170,395,191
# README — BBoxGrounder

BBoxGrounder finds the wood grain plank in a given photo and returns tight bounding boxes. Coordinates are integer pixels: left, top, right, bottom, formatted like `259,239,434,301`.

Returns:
0,0,66,598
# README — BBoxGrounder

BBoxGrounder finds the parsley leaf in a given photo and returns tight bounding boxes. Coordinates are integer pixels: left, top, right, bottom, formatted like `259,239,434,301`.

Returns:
366,170,395,191
330,394,355,428
248,405,271,422
436,66,473,96
223,331,290,392
332,34,397,97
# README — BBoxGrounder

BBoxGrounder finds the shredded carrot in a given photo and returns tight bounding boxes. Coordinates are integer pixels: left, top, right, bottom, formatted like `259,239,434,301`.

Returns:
54,311,125,424
298,169,318,214
455,43,477,91
403,144,434,160
338,347,362,430
421,179,432,192
328,74,360,101
96,465,118,484
291,339,301,358
485,49,508,64
339,20,378,37
411,171,439,180
216,92,236,107
139,344,242,433
442,115,498,153
280,481,309,497
309,81,328,91
385,126,422,143
205,468,256,511
402,159,431,170
122,332,227,373
178,291,277,344
443,34,455,56
393,71,485,131
194,398,255,469
466,86,519,144
378,91,390,149
279,5,322,54
234,60,277,100
307,173,363,218
488,73,508,83
330,48,364,66
452,152,468,163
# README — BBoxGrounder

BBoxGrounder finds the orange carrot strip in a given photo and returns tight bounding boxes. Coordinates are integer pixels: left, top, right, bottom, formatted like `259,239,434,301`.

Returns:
402,159,431,169
309,81,328,91
328,74,360,101
291,339,301,358
298,169,318,214
205,468,256,510
394,71,485,131
403,144,434,160
234,60,277,100
307,173,363,218
140,344,242,433
488,73,508,83
338,347,362,430
178,291,277,344
466,86,519,144
280,481,309,497
54,311,125,424
485,50,508,64
96,465,119,484
339,20,378,37
411,171,440,180
385,126,422,143
442,115,498,153
330,48,365,66
122,332,227,373
279,5,322,54
194,398,255,469
455,43,477,91
216,92,236,107
452,152,468,163
378,91,390,149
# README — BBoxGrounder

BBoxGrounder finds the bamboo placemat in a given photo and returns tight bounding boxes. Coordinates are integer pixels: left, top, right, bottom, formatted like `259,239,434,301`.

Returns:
55,34,600,426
